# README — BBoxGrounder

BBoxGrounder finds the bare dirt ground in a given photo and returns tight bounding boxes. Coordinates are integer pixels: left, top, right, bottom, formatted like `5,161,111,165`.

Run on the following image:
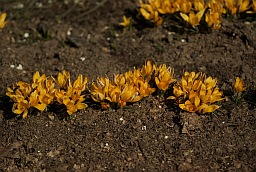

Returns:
0,0,256,171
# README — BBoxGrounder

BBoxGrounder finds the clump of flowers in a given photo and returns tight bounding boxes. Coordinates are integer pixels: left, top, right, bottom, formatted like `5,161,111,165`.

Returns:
136,0,256,30
139,0,164,25
54,71,88,115
6,71,89,118
6,72,56,118
0,12,7,29
224,0,251,14
90,60,176,108
6,81,32,118
90,61,156,108
169,71,224,113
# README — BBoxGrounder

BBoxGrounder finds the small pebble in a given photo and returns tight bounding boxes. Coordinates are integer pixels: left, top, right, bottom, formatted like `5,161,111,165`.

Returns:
67,30,71,36
16,64,23,70
24,33,29,38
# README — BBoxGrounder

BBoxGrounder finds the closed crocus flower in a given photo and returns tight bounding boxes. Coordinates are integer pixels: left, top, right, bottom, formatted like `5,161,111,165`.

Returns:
234,77,245,93
0,12,7,29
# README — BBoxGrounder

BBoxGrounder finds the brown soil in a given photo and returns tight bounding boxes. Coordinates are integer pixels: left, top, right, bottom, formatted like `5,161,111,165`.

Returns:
0,0,256,171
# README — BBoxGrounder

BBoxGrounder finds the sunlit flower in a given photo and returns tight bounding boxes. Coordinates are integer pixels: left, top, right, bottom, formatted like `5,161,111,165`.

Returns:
139,1,163,25
90,77,111,103
62,89,87,115
72,74,88,91
119,16,131,27
32,71,46,89
174,0,192,13
205,11,222,29
155,64,176,91
141,60,156,81
107,74,144,107
0,13,7,29
56,86,87,115
193,0,205,11
136,78,156,97
224,0,237,14
117,83,142,107
168,71,223,114
54,70,70,89
157,0,176,14
234,77,245,93
237,0,251,13
6,81,32,118
180,9,205,26
12,100,30,118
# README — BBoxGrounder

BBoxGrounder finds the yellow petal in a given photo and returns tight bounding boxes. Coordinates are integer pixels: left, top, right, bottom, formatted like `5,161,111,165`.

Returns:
167,96,176,99
22,110,29,118
202,104,220,113
140,8,151,20
63,96,71,105
0,13,7,29
34,103,47,111
194,96,200,107
179,103,186,110
33,71,40,83
76,103,88,110
13,109,24,115
196,9,206,21
180,12,189,22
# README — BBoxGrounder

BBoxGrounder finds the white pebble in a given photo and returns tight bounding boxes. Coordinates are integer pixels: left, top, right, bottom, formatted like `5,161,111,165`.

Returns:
16,64,23,70
181,39,186,43
87,34,91,40
10,65,15,68
67,30,71,36
14,3,24,9
80,57,85,61
24,33,29,38
35,2,43,8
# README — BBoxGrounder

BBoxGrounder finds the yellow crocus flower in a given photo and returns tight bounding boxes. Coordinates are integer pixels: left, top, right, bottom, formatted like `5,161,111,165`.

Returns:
234,77,245,93
0,13,7,29
180,9,205,27
119,16,131,27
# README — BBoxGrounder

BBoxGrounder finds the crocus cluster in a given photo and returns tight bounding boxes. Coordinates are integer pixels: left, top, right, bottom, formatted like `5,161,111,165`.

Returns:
6,71,88,118
54,70,88,115
6,61,231,118
138,0,256,29
168,72,224,113
90,61,176,108
6,72,55,118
